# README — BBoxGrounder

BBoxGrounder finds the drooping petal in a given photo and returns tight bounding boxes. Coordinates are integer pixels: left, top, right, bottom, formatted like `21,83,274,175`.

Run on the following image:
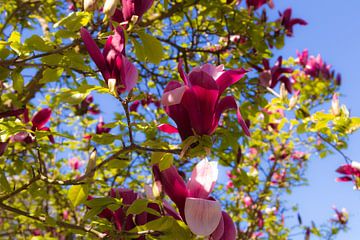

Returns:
216,69,247,95
187,158,218,198
184,198,222,236
178,59,189,85
157,124,179,134
31,108,51,129
161,85,187,106
80,28,110,79
212,96,250,136
336,165,357,175
335,176,353,182
122,55,138,92
163,200,182,220
39,127,55,144
152,165,188,217
220,211,237,240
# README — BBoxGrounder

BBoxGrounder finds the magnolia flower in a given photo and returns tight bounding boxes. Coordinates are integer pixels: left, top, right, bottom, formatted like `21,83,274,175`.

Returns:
246,0,274,10
335,162,360,182
331,207,348,225
75,95,100,115
331,93,340,116
80,27,138,94
253,57,293,93
111,0,154,25
153,159,236,239
68,157,82,171
84,0,98,11
103,0,119,17
12,108,55,144
129,94,160,112
279,8,307,37
96,117,111,134
159,60,250,140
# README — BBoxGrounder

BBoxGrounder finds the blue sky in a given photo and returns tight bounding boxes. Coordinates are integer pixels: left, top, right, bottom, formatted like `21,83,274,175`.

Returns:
271,1,360,239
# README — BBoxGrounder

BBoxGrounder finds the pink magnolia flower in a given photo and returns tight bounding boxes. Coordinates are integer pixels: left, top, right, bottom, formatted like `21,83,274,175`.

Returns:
331,207,348,225
129,94,160,112
159,60,250,140
335,162,360,183
279,8,307,37
96,117,111,134
246,0,274,10
296,49,309,67
68,157,82,171
75,95,100,115
80,27,138,94
253,57,293,93
153,158,236,239
12,108,55,144
112,0,154,24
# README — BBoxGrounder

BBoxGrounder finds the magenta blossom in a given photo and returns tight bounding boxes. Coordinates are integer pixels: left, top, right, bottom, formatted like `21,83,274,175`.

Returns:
253,57,293,93
129,94,160,112
153,158,236,239
335,162,360,183
246,0,274,10
68,157,82,171
75,95,100,115
12,108,55,144
112,0,154,24
279,8,307,37
80,27,138,94
331,207,348,225
159,60,250,140
96,117,111,134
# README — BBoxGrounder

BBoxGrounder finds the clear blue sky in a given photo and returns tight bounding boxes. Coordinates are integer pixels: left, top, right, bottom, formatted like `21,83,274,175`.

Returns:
272,1,360,239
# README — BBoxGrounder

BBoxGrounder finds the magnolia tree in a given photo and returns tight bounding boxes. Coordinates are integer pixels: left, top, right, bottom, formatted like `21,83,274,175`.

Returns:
0,0,359,239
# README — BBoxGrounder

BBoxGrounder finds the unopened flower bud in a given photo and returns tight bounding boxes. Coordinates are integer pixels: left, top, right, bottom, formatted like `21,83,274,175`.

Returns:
331,93,340,116
84,0,98,11
289,90,299,109
103,0,119,17
280,83,288,101
108,78,118,97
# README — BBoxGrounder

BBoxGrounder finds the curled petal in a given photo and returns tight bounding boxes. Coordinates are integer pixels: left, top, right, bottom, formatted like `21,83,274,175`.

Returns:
210,213,224,240
31,108,51,129
187,158,218,198
161,86,187,106
152,165,188,216
122,55,138,92
221,211,237,240
213,96,250,136
80,28,110,79
184,198,222,236
39,127,55,144
178,59,189,85
157,124,178,134
216,69,247,95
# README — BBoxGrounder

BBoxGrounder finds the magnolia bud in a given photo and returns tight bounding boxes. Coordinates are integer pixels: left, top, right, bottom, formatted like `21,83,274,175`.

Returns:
84,0,98,11
107,78,119,97
103,0,119,17
331,93,340,116
280,83,288,101
288,90,299,109
85,149,97,179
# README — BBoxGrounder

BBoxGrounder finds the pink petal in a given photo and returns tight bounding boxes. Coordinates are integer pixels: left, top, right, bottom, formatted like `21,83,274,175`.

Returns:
163,200,182,220
178,59,189,85
221,211,236,240
212,96,250,136
210,212,224,240
31,108,51,129
157,124,179,134
215,69,247,95
80,28,110,79
336,165,356,175
184,198,222,236
152,165,188,218
161,85,187,106
122,55,138,92
187,158,218,198
39,127,55,144
335,176,353,182
192,64,224,80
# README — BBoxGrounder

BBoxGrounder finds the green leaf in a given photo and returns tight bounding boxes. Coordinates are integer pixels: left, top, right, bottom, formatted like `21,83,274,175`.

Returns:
0,170,11,193
132,37,146,62
54,12,91,31
11,71,24,94
91,133,118,145
83,206,106,220
8,31,22,55
68,184,90,207
40,68,64,84
159,153,173,171
106,159,129,169
127,199,148,216
138,31,164,64
25,35,53,52
85,197,117,208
